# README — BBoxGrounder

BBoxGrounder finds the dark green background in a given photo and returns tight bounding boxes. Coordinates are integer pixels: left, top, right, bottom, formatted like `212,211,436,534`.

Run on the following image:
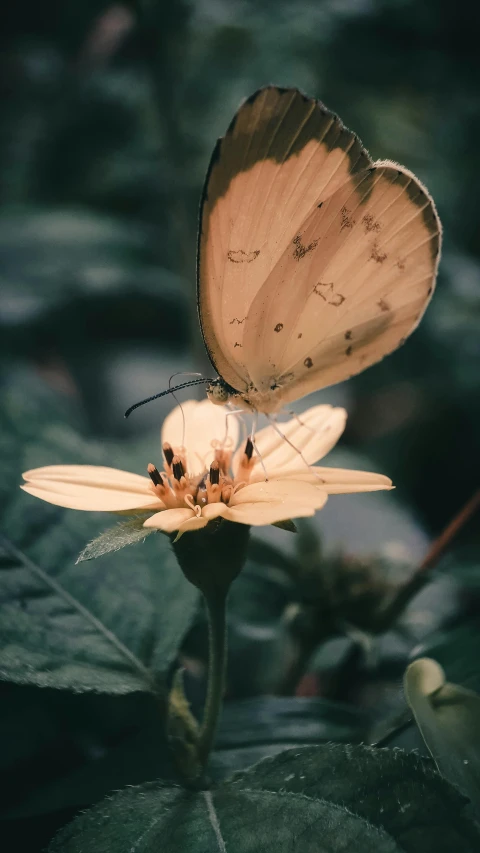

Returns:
1,1,479,850
1,0,479,531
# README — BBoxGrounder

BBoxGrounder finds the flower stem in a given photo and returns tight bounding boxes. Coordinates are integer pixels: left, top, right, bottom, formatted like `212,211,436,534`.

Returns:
198,586,228,769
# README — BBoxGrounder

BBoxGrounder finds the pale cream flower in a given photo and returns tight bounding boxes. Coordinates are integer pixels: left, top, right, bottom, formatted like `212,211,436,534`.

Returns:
21,400,392,540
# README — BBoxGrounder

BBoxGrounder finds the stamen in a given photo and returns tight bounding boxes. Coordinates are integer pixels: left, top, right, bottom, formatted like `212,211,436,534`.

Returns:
234,436,255,485
221,484,233,504
172,455,185,481
196,476,208,507
177,446,188,475
206,463,221,503
209,461,220,485
173,476,189,504
147,463,162,487
163,442,174,467
214,447,230,475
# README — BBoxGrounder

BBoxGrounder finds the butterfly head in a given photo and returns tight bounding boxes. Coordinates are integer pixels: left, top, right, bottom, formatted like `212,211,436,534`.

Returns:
206,378,234,406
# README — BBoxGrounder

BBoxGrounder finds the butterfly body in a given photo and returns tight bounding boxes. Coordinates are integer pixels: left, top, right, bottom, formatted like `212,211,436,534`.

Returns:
207,377,289,414
198,87,441,415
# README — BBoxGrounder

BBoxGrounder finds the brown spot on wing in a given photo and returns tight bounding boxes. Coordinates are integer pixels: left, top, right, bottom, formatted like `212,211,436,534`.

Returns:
274,323,284,332
370,241,387,264
304,357,313,368
340,205,355,231
345,345,353,356
378,298,390,312
230,316,246,325
362,212,381,233
313,281,345,306
293,234,318,261
297,332,303,339
345,330,352,340
396,258,406,271
227,249,260,263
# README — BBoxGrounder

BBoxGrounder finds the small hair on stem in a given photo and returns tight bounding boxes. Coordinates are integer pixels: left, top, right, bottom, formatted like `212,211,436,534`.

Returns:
124,378,213,418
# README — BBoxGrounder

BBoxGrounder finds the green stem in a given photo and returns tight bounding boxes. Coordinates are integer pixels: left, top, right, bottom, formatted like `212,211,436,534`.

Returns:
198,587,228,768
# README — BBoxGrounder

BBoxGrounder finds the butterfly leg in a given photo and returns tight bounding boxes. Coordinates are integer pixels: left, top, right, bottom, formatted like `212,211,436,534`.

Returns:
221,406,247,447
268,415,324,483
286,409,316,435
249,411,269,481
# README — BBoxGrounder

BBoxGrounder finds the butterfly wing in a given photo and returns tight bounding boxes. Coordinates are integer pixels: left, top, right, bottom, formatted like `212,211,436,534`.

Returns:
197,86,372,392
240,161,441,406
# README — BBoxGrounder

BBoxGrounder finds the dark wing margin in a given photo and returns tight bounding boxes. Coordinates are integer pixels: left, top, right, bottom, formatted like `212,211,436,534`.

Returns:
196,86,373,387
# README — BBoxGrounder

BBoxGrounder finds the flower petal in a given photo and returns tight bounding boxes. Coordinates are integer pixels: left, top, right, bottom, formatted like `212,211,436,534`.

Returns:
174,516,210,540
143,507,194,532
21,465,162,512
161,399,239,475
230,478,328,509
201,502,230,521
224,490,328,526
233,405,347,478
275,466,393,493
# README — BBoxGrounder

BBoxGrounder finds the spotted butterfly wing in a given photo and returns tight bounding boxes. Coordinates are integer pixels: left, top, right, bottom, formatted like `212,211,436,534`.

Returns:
197,87,441,413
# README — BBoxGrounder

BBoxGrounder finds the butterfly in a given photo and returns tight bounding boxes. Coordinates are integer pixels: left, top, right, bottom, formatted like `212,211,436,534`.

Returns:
199,86,441,414
125,86,441,420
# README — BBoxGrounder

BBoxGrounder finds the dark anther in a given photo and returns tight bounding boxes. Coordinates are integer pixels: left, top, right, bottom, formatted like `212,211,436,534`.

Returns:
147,463,163,487
244,437,254,460
163,443,174,466
172,457,185,481
209,461,220,485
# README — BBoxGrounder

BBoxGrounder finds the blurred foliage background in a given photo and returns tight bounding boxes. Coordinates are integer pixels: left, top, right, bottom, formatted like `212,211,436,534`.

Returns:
1,0,479,529
1,0,479,850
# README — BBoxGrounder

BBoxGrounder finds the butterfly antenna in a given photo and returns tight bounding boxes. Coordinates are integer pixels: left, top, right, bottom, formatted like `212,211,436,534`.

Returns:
124,378,213,418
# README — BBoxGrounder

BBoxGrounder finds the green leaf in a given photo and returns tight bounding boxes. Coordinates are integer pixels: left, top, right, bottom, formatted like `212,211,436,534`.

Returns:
370,622,480,751
411,622,480,692
213,696,370,780
0,533,198,694
3,692,367,820
226,743,480,852
0,389,200,695
2,688,173,820
271,519,297,533
220,696,370,747
76,517,155,563
50,782,401,852
405,658,480,822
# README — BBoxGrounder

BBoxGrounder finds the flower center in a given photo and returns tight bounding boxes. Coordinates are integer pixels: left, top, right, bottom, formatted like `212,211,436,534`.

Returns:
147,438,254,512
